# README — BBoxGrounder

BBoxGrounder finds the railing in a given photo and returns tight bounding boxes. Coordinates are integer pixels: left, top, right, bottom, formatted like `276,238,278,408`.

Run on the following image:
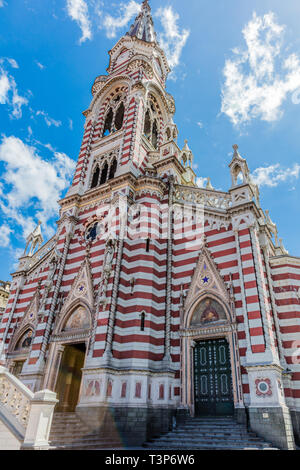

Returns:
17,236,56,272
30,236,57,265
0,366,58,450
174,185,232,211
0,367,32,431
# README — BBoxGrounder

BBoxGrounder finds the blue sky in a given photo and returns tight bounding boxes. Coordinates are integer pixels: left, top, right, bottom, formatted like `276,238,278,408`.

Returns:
0,0,300,281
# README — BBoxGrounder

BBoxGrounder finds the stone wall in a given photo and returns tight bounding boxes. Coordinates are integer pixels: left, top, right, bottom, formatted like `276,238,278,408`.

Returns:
248,406,295,450
76,405,175,446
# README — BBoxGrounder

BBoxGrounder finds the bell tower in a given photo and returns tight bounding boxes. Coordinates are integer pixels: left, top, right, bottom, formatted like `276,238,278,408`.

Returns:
66,0,193,201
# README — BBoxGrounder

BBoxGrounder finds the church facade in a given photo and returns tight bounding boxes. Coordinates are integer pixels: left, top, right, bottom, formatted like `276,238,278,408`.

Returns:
0,0,300,450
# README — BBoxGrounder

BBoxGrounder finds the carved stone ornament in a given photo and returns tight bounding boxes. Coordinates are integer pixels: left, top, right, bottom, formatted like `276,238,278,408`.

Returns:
255,378,272,397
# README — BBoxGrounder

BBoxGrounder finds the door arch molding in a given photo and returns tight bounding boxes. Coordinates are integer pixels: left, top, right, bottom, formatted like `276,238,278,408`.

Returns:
180,295,244,416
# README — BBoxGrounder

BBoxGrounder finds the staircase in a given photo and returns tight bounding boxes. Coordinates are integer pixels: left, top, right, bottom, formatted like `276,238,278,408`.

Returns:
49,413,279,450
143,416,279,450
49,413,123,450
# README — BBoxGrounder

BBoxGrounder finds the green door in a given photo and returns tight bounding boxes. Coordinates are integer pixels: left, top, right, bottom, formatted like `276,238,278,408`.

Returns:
194,338,234,416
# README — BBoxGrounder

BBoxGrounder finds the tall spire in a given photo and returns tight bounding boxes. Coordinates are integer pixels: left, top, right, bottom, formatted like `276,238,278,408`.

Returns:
127,0,157,43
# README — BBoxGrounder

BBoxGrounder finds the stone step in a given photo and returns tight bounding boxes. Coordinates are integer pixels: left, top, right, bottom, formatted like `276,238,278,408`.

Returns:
50,438,119,447
150,435,271,444
50,443,121,450
161,432,260,440
144,444,276,450
142,416,278,451
150,436,266,444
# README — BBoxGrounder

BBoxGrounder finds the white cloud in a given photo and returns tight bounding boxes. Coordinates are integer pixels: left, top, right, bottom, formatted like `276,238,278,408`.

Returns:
0,71,10,104
0,1,4,7
0,136,76,239
66,0,92,44
36,61,45,70
0,224,11,248
0,63,28,118
155,6,190,71
102,0,140,39
251,163,300,187
196,121,203,129
6,58,18,69
36,110,62,127
69,118,73,130
11,83,28,119
221,12,300,126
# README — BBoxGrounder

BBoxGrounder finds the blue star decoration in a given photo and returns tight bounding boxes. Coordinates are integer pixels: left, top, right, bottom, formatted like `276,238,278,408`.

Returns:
202,276,209,283
78,285,85,292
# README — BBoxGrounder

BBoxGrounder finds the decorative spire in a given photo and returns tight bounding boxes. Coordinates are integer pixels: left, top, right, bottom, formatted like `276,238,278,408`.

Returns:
232,144,241,159
24,221,44,256
205,177,214,190
127,0,157,43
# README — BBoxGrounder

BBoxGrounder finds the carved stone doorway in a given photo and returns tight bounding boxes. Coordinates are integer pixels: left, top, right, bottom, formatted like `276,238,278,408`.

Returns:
55,343,86,412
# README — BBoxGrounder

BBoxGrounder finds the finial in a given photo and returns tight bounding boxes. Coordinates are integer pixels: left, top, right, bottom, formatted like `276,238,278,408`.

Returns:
233,144,239,156
205,177,214,190
142,0,150,10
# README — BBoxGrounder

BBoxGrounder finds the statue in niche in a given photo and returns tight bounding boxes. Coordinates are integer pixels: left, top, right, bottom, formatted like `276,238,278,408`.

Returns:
99,239,116,305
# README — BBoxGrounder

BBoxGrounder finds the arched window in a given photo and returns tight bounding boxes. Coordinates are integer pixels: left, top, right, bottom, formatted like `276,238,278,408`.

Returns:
85,222,99,243
15,329,33,351
103,108,113,137
144,110,151,138
152,120,158,149
143,98,160,150
102,95,126,138
63,307,90,331
115,103,125,131
100,162,108,185
91,166,100,188
108,158,117,180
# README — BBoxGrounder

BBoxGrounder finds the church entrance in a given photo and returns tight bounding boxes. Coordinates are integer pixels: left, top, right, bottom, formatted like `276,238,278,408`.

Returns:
194,338,234,416
55,343,86,412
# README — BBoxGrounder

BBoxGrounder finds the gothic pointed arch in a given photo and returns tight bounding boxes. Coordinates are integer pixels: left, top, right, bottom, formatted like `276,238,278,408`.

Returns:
102,108,113,136
54,257,95,334
91,165,100,188
108,157,118,180
100,161,109,185
183,245,234,328
114,102,125,131
9,289,40,352
56,299,92,335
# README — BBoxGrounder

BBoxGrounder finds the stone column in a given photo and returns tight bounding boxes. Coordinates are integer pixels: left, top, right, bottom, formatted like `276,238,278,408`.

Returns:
21,390,58,450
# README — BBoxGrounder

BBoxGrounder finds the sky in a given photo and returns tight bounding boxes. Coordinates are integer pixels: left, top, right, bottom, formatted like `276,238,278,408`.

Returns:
0,0,300,281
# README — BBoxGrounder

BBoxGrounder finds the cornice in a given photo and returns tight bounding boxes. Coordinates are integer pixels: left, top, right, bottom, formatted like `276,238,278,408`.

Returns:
269,254,300,265
82,366,175,377
153,155,184,175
